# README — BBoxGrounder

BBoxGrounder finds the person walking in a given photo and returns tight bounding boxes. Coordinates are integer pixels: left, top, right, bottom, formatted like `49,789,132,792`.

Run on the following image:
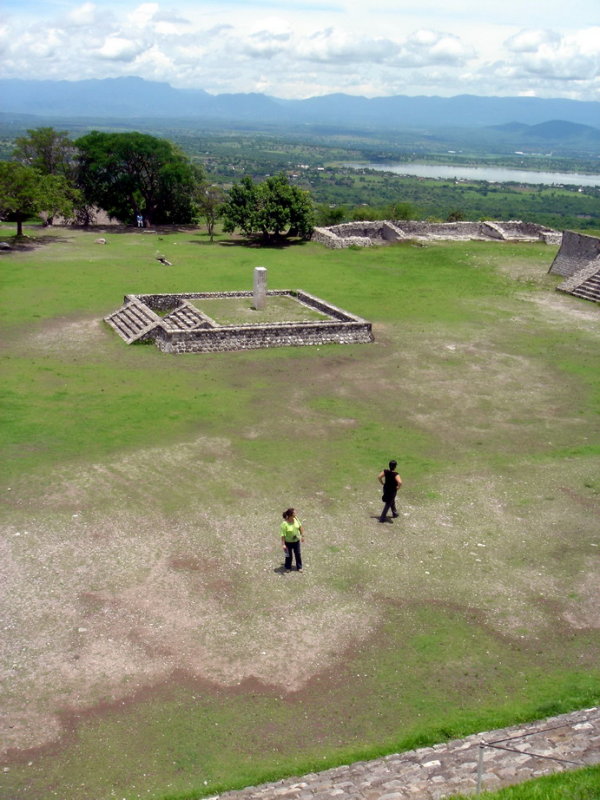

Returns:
378,460,402,522
280,508,305,572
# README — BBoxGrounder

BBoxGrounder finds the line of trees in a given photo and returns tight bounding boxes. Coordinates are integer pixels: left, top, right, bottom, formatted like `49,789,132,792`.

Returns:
0,126,315,243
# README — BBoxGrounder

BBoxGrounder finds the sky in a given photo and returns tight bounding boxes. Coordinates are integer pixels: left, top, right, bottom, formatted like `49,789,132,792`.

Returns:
1,0,599,101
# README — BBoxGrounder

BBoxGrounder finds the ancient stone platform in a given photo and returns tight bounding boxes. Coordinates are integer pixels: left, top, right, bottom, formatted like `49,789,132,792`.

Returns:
549,230,600,303
312,220,561,249
105,290,373,353
210,707,599,800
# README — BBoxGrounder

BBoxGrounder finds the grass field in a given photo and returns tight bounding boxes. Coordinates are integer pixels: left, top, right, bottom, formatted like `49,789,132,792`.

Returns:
450,764,600,800
1,224,599,800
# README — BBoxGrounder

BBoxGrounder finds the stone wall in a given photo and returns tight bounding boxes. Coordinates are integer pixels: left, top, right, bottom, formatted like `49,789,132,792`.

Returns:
313,219,561,248
107,290,373,353
311,227,373,248
153,320,373,353
548,230,600,278
397,220,484,238
133,290,289,311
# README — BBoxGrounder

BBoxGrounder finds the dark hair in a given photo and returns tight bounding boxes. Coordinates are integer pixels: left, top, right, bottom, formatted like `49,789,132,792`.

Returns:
389,460,397,470
282,508,295,519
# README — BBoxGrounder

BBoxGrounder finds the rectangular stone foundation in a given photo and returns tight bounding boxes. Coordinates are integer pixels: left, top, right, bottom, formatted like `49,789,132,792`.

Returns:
110,290,373,353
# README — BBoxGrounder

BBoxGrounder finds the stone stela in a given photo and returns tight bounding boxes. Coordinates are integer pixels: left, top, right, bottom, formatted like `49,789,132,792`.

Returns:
253,266,267,310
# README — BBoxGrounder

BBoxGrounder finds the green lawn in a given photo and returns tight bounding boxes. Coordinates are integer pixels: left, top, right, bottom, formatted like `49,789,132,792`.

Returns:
451,764,600,800
1,223,598,800
187,295,330,325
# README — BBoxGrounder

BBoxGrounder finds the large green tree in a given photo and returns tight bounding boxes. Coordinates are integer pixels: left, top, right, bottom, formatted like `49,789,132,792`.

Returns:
13,126,81,225
13,127,77,179
0,162,74,237
75,131,201,226
222,173,314,242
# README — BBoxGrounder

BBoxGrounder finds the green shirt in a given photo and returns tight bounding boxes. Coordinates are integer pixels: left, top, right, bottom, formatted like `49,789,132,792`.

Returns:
280,518,302,542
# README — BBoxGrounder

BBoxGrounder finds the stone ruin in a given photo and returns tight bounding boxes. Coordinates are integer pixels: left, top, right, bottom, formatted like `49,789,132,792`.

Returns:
105,289,373,353
548,230,600,303
312,219,562,248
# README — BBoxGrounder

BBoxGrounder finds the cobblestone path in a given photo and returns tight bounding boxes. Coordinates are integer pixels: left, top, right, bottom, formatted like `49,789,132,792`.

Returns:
212,707,599,800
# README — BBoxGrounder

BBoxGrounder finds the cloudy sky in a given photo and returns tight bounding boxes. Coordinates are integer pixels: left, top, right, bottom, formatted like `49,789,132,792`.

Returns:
2,0,599,100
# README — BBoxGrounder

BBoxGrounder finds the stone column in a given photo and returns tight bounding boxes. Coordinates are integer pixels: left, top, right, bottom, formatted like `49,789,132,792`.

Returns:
253,266,267,310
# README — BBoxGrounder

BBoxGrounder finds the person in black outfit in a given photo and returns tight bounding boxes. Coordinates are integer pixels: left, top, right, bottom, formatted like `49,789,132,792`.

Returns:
378,460,402,522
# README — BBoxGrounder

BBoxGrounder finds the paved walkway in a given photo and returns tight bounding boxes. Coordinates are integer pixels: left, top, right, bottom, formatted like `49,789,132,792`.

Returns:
212,707,599,800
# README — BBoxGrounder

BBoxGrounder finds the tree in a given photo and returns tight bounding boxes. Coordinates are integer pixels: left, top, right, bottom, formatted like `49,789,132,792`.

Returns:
13,127,77,179
316,204,347,226
387,201,414,221
13,127,80,225
0,162,74,237
351,206,380,221
221,173,314,243
194,183,225,242
75,131,201,226
221,176,260,238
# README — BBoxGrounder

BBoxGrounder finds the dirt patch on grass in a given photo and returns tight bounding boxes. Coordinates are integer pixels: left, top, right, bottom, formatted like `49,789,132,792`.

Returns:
520,292,600,330
28,316,107,353
563,564,600,629
1,436,381,752
2,431,598,756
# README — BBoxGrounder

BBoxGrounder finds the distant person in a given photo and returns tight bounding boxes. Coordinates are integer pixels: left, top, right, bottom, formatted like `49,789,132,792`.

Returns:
136,214,144,228
280,508,305,572
378,460,402,523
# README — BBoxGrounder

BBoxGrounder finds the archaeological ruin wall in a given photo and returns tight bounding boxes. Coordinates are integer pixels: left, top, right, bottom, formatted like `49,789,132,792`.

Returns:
105,290,374,353
312,220,562,248
550,230,600,303
548,230,600,278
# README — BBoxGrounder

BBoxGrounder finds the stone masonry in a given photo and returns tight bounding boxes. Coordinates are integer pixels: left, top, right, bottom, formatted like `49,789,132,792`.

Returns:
549,230,600,303
104,290,374,353
210,707,600,800
312,220,562,249
548,230,600,278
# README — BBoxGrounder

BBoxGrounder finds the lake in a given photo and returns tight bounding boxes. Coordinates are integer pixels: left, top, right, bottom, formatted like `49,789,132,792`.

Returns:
347,162,600,187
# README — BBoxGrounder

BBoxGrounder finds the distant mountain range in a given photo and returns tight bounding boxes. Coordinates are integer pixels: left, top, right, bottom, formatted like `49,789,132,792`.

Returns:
1,76,599,134
490,120,600,143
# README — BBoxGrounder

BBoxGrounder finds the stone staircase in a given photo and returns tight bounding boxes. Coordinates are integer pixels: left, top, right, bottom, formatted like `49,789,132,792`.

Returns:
556,260,600,304
104,299,161,343
569,269,600,303
162,301,212,330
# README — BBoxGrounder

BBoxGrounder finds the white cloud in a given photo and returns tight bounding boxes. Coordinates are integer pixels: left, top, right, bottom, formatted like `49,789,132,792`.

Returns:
393,29,473,66
127,3,160,27
243,21,293,58
0,1,598,100
294,28,396,64
505,29,560,54
503,27,600,82
97,35,146,61
248,16,293,38
66,2,102,26
133,44,176,78
237,25,472,69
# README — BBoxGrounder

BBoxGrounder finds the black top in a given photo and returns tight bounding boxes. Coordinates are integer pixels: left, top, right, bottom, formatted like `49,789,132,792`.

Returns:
383,469,398,499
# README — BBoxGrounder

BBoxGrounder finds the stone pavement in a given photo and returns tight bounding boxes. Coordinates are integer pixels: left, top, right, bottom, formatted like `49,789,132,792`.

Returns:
212,707,599,800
